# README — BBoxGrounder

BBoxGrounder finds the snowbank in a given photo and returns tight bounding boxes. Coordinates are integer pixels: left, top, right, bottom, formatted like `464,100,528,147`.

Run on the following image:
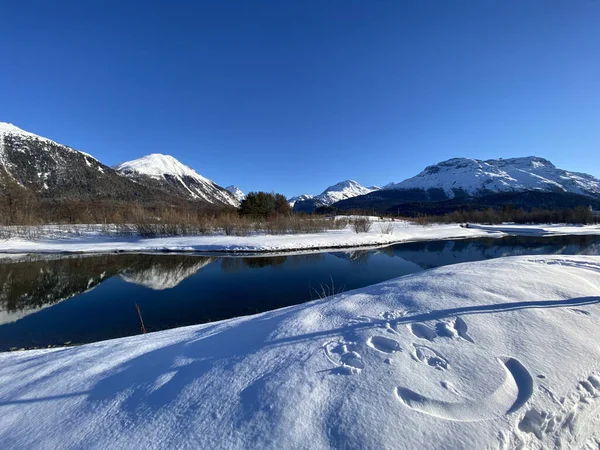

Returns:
0,222,500,254
1,255,599,449
0,222,598,255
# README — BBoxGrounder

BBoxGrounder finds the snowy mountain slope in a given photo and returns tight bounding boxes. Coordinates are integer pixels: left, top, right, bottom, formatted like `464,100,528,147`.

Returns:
1,255,600,449
115,154,239,207
0,122,96,161
0,122,162,202
288,194,313,207
225,185,246,202
292,181,379,212
386,157,600,199
316,180,379,205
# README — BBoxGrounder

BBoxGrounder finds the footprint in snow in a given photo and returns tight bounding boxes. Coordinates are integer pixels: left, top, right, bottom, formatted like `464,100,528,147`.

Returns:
367,335,401,354
323,341,365,374
412,344,448,370
408,316,474,343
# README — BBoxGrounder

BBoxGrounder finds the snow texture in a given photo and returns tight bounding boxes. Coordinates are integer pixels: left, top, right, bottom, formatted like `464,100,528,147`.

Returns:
385,157,600,198
1,255,599,449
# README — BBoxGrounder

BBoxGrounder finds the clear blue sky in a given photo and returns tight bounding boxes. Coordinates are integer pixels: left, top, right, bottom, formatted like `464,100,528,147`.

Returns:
1,1,599,197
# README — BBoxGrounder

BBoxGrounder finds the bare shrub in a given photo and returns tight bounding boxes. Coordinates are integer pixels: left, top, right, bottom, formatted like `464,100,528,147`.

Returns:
350,217,372,233
378,221,394,235
332,218,349,229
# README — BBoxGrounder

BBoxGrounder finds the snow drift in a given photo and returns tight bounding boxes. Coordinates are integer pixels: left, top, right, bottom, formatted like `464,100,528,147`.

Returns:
1,255,599,449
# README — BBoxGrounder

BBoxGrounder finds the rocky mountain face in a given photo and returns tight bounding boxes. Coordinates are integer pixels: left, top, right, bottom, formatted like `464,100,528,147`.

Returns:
114,154,239,207
0,123,237,208
333,157,600,215
0,123,159,202
292,180,379,213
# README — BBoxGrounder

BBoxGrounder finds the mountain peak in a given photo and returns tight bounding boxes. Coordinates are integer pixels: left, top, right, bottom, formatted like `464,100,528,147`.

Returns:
386,156,600,198
323,179,361,191
288,194,314,207
316,180,379,206
114,153,208,182
115,154,239,206
225,185,246,202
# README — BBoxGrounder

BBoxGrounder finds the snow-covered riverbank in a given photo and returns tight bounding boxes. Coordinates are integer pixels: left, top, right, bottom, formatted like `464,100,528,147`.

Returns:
1,255,599,449
0,222,495,254
1,222,599,254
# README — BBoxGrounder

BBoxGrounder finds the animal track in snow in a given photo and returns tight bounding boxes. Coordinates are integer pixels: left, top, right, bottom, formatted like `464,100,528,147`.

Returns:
516,372,600,447
367,336,401,354
453,317,475,343
409,323,437,341
408,317,474,343
396,357,533,422
323,341,365,374
497,369,600,450
412,344,448,370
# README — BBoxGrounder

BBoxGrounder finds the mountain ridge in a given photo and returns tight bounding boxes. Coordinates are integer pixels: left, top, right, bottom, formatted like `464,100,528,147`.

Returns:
0,122,237,209
385,156,600,198
292,180,379,212
332,157,600,215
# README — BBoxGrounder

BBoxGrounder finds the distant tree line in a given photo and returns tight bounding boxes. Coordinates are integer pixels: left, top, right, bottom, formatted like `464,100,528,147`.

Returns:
1,176,598,227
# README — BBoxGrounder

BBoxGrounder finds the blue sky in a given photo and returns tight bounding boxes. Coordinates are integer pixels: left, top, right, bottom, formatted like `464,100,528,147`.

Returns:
1,1,599,197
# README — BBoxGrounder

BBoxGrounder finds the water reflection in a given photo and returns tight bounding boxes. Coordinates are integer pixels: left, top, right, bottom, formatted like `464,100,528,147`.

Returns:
0,234,598,350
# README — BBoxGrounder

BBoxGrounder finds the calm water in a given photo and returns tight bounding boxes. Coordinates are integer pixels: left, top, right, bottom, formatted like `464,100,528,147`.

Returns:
1,235,599,351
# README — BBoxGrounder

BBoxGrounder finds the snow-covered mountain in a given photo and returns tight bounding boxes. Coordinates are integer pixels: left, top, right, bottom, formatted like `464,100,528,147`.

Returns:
0,122,160,202
288,194,313,207
115,154,239,207
0,122,239,208
292,181,379,212
316,180,379,205
333,156,600,215
225,185,246,202
385,157,600,199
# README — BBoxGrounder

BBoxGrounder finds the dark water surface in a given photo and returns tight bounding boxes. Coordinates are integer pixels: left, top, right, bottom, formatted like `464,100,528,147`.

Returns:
1,235,599,351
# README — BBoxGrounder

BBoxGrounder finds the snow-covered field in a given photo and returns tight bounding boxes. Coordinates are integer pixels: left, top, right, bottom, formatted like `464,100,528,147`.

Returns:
0,255,599,449
1,222,599,255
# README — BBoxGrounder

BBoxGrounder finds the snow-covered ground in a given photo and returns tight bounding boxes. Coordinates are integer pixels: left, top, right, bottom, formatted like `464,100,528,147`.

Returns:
1,255,599,449
0,222,496,254
0,221,599,255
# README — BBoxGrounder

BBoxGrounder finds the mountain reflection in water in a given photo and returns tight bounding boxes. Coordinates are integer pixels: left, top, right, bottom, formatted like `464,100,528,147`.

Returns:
1,234,599,350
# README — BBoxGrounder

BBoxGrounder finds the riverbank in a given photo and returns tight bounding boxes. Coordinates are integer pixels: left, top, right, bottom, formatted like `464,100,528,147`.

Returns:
1,255,599,449
1,221,599,254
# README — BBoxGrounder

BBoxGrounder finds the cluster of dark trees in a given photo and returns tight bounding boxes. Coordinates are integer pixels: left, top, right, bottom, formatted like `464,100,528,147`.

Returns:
239,192,291,218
